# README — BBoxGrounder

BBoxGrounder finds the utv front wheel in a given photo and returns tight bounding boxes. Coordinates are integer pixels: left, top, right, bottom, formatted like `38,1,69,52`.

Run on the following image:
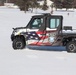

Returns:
66,41,76,53
12,38,25,49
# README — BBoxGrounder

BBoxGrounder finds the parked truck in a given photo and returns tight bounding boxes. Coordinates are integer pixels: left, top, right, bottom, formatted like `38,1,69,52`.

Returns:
11,13,76,53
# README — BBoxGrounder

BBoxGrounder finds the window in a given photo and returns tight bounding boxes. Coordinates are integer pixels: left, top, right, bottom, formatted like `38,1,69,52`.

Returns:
50,18,60,29
31,18,43,29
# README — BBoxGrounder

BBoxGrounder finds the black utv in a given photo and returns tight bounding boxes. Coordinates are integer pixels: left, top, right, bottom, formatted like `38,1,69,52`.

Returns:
11,13,76,53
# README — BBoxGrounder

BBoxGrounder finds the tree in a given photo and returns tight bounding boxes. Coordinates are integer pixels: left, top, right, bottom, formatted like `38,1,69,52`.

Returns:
51,0,74,10
72,0,76,8
15,0,39,12
29,0,40,13
42,0,48,10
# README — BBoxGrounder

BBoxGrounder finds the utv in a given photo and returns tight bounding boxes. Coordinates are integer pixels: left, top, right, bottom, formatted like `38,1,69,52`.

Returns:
11,13,76,53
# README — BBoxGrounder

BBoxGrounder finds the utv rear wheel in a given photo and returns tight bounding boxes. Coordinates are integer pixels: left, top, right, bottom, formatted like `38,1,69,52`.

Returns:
12,38,25,49
66,41,76,53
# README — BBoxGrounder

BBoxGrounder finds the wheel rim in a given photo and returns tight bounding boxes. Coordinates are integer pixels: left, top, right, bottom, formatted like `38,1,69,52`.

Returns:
69,44,76,52
16,42,22,49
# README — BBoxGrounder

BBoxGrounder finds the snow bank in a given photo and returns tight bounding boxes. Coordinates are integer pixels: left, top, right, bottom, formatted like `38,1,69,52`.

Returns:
4,3,19,9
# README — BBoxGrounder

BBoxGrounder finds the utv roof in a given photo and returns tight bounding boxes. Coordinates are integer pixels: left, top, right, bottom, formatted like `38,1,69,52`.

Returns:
32,13,51,17
32,13,63,18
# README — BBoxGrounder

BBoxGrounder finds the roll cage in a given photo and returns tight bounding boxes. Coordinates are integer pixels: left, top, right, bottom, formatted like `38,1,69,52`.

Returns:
26,14,63,32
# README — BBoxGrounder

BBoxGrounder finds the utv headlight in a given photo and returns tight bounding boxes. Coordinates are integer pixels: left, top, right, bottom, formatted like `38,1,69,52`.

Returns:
13,29,19,34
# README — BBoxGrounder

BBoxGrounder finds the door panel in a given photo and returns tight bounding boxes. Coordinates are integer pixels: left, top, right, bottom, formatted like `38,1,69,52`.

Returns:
26,17,44,45
45,17,62,46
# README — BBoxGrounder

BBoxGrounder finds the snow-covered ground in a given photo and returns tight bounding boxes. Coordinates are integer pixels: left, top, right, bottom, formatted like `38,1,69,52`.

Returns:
0,6,76,75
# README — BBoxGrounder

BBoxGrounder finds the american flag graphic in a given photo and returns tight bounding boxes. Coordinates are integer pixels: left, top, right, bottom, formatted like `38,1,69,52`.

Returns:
25,31,51,45
22,30,57,46
25,31,40,40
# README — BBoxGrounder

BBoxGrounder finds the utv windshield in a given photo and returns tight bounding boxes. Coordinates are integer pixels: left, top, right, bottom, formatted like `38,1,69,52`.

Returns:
31,18,43,29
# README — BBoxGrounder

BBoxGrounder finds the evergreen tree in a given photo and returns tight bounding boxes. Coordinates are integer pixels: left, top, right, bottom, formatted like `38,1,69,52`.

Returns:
15,0,39,12
72,0,76,8
42,0,48,10
51,0,74,10
29,0,40,12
